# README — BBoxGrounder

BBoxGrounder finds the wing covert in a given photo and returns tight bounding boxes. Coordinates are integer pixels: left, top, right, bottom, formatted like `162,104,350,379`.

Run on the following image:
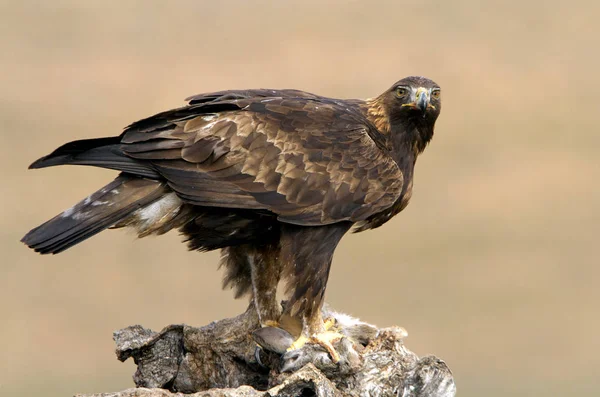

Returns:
121,96,403,225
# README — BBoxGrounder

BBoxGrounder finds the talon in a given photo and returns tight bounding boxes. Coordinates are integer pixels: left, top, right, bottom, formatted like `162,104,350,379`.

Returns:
286,331,344,363
311,331,343,363
254,345,267,369
284,316,344,364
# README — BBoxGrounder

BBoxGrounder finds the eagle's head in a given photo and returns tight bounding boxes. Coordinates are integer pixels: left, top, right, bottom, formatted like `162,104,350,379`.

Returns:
367,76,441,154
388,75,441,122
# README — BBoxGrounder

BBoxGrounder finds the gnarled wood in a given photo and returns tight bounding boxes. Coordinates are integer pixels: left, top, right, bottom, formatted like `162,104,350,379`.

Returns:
79,306,455,397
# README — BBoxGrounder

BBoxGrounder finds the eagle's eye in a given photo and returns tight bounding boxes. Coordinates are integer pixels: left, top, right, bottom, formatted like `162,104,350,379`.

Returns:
395,86,409,98
431,89,441,99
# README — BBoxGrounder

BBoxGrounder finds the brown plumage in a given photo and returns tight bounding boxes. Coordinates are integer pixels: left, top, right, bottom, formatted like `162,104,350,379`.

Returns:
22,76,441,361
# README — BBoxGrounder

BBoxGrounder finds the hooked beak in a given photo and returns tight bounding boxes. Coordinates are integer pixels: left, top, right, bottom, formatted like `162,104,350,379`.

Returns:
415,87,429,115
402,87,433,117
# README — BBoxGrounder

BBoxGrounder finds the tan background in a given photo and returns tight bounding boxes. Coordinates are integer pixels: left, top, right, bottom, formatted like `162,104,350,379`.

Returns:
1,1,598,396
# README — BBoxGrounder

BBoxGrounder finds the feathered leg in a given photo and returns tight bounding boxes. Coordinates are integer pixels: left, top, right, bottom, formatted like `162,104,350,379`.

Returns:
248,243,282,325
221,243,282,326
279,222,352,362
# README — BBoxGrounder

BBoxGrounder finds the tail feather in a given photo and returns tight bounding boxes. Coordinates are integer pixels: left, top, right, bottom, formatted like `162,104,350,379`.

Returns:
29,137,159,179
21,174,168,254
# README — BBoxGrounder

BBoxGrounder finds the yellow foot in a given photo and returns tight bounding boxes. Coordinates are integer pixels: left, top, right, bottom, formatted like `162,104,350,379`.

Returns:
287,334,310,351
286,328,344,363
310,330,344,363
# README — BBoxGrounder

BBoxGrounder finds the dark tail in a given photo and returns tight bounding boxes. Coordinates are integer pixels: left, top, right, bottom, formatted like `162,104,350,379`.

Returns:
21,174,168,254
28,137,159,178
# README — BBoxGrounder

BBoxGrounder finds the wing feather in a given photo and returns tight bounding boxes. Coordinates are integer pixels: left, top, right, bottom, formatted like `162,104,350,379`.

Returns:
120,96,403,225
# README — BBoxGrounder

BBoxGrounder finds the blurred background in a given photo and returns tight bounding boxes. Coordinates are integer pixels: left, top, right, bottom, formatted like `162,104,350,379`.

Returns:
1,1,598,396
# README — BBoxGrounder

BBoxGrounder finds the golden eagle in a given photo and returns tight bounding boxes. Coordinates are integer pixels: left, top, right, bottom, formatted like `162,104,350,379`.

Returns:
22,76,441,361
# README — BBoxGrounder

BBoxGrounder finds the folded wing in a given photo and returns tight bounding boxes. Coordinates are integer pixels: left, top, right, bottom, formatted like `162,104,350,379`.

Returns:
120,95,404,225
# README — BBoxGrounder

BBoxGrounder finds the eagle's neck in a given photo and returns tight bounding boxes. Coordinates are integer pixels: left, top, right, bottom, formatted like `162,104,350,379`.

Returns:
363,99,391,135
389,119,434,159
362,98,434,163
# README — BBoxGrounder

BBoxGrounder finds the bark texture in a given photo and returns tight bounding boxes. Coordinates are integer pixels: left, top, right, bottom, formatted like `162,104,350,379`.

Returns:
77,307,455,397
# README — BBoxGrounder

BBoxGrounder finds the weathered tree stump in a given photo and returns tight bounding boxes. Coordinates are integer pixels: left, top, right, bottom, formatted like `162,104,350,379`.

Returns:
77,306,456,397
